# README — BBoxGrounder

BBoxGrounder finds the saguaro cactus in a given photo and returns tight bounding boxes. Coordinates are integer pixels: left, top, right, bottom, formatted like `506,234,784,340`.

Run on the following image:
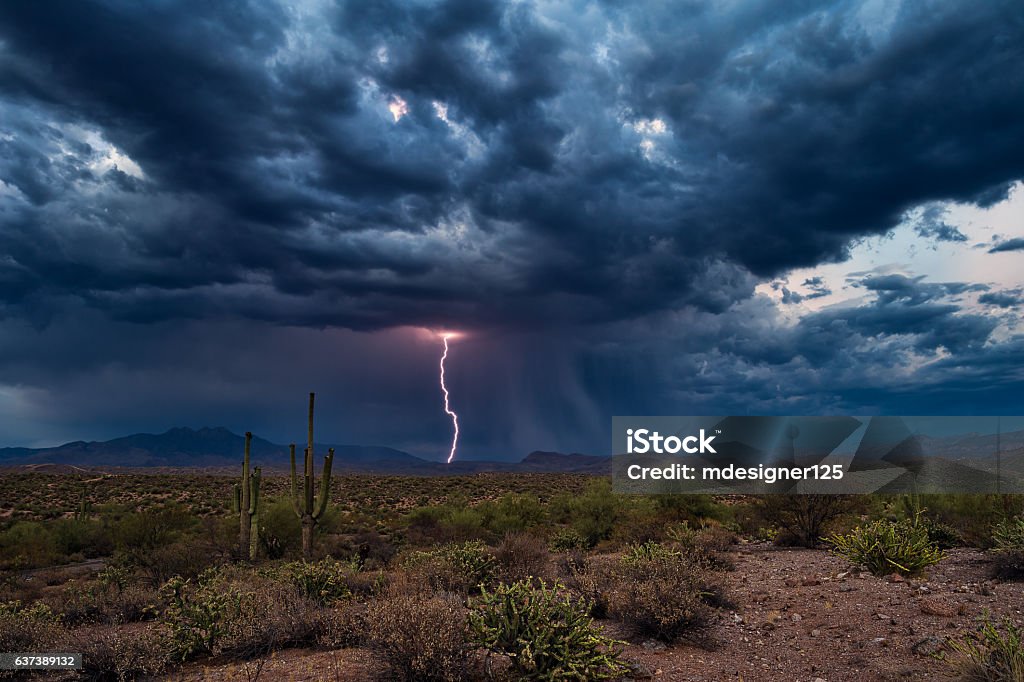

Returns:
290,392,334,560
232,431,261,561
74,483,92,520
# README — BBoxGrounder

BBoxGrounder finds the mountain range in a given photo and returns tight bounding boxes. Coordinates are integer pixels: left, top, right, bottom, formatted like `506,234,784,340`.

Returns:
0,427,610,475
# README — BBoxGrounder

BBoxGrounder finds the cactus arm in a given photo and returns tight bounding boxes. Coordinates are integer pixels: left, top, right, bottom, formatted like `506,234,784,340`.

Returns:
289,444,302,517
313,448,334,519
232,484,240,514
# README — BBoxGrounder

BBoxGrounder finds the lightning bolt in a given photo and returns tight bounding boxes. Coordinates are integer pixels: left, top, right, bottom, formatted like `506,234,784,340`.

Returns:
440,333,459,463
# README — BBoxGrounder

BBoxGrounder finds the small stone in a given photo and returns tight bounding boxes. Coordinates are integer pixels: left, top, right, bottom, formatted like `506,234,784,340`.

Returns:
811,629,821,637
912,636,945,657
887,573,905,583
642,639,667,651
876,614,890,620
791,613,803,622
785,577,800,587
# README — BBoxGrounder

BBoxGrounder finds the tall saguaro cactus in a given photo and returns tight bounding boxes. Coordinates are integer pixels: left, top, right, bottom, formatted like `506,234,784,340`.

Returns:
232,431,261,561
290,392,335,560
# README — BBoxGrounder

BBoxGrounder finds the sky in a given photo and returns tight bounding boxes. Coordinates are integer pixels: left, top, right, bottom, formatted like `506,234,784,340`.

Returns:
0,0,1022,460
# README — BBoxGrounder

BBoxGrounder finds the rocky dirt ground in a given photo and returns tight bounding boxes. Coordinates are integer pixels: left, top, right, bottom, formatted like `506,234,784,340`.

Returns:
175,546,1020,682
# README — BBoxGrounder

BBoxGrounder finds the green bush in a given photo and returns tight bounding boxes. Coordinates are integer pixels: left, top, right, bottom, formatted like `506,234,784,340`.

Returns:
826,517,944,577
551,528,590,551
0,601,63,652
482,494,547,536
991,516,1024,579
622,541,680,566
469,580,628,680
259,497,304,559
405,540,497,594
947,615,1024,682
0,522,59,568
272,558,353,606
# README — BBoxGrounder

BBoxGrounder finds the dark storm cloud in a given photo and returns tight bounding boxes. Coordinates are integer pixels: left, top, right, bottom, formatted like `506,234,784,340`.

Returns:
990,238,1024,253
2,1,1024,453
1,0,1023,331
979,289,1023,308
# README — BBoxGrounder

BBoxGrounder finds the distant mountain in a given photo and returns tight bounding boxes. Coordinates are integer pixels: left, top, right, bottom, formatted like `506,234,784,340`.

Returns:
0,427,427,469
520,451,611,473
0,429,607,475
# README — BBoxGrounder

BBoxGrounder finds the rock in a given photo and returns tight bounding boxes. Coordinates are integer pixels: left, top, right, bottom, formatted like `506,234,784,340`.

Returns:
641,639,667,652
912,636,945,657
791,613,803,622
802,577,821,586
813,678,827,682
887,573,905,583
785,577,800,587
876,613,890,620
811,628,821,637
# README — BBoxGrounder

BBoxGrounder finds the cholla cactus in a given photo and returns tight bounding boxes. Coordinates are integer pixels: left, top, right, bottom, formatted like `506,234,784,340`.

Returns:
290,392,334,560
232,431,261,561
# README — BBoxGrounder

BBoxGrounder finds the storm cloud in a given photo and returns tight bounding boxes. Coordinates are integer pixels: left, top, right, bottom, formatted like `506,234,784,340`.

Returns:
1,1,1023,455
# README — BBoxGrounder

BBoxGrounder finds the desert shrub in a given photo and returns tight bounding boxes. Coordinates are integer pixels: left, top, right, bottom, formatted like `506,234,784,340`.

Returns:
53,517,114,559
947,615,1024,682
494,532,549,583
220,577,326,658
56,578,157,626
991,516,1024,579
317,600,368,648
826,517,944,577
920,494,1024,547
119,537,222,586
469,580,627,681
272,558,353,606
481,494,547,536
404,540,497,594
757,495,856,547
112,506,195,554
159,568,243,660
0,521,59,568
349,530,398,570
666,521,736,568
622,541,680,566
367,593,468,682
258,497,303,559
443,507,489,542
603,553,723,644
0,600,64,652
653,494,733,524
551,528,590,551
570,480,620,547
921,518,966,550
74,624,171,681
